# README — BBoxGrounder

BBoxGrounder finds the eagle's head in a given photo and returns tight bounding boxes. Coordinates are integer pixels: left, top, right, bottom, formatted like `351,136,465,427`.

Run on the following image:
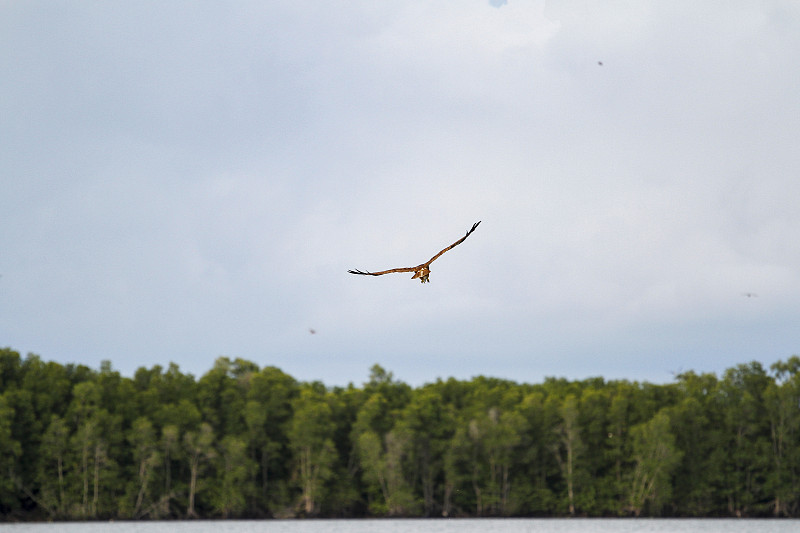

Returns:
412,266,431,283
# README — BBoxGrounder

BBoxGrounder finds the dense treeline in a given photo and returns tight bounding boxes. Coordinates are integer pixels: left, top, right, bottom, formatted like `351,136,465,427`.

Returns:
0,347,799,520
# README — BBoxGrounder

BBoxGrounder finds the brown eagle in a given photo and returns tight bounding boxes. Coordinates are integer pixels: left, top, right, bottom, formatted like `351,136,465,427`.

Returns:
348,221,481,283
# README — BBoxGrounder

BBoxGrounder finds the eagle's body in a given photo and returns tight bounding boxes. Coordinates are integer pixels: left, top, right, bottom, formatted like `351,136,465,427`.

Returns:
348,221,480,283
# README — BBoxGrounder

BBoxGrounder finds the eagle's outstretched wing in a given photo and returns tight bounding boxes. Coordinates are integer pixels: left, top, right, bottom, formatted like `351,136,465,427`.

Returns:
347,266,420,276
348,221,480,280
423,221,480,267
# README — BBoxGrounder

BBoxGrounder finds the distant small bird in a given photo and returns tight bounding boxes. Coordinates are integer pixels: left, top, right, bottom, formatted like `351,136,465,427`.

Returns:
309,328,316,335
349,221,481,283
742,292,758,298
597,61,603,66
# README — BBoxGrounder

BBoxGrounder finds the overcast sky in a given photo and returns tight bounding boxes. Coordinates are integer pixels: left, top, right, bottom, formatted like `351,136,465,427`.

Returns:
2,1,799,387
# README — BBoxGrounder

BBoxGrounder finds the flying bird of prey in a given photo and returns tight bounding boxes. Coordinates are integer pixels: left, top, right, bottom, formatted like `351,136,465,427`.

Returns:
348,221,481,283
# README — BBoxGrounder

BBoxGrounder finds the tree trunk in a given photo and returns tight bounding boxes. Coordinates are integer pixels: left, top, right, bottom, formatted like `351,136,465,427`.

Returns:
57,454,64,515
566,438,575,516
187,459,199,518
92,443,102,517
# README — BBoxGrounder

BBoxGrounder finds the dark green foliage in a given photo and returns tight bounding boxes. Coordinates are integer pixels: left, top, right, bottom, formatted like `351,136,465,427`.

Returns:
1,346,799,520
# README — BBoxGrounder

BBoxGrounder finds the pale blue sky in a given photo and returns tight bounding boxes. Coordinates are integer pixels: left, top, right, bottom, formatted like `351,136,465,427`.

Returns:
2,1,799,386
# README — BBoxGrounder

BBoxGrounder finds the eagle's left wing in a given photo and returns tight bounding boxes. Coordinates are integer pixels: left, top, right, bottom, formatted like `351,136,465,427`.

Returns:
348,266,421,276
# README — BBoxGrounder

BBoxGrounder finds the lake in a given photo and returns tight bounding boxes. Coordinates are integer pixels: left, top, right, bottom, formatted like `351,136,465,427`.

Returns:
0,519,798,533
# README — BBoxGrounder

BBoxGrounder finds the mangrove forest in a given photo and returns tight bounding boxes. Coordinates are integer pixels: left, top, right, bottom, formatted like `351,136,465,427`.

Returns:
0,347,799,520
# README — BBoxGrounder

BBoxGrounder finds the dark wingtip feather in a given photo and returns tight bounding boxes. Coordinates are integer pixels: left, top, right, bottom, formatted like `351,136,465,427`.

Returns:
348,269,372,275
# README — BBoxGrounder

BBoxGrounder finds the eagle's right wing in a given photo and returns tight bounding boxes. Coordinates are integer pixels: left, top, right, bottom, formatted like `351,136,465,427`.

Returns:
423,221,481,266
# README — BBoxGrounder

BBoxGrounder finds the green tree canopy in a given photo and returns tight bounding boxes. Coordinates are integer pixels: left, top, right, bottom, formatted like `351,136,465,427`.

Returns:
0,347,799,520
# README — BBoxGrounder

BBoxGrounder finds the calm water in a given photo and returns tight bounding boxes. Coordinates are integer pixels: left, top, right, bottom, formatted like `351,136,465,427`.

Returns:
0,519,798,533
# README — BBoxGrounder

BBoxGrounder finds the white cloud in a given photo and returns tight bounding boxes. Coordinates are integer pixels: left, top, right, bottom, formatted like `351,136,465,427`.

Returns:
2,1,799,385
